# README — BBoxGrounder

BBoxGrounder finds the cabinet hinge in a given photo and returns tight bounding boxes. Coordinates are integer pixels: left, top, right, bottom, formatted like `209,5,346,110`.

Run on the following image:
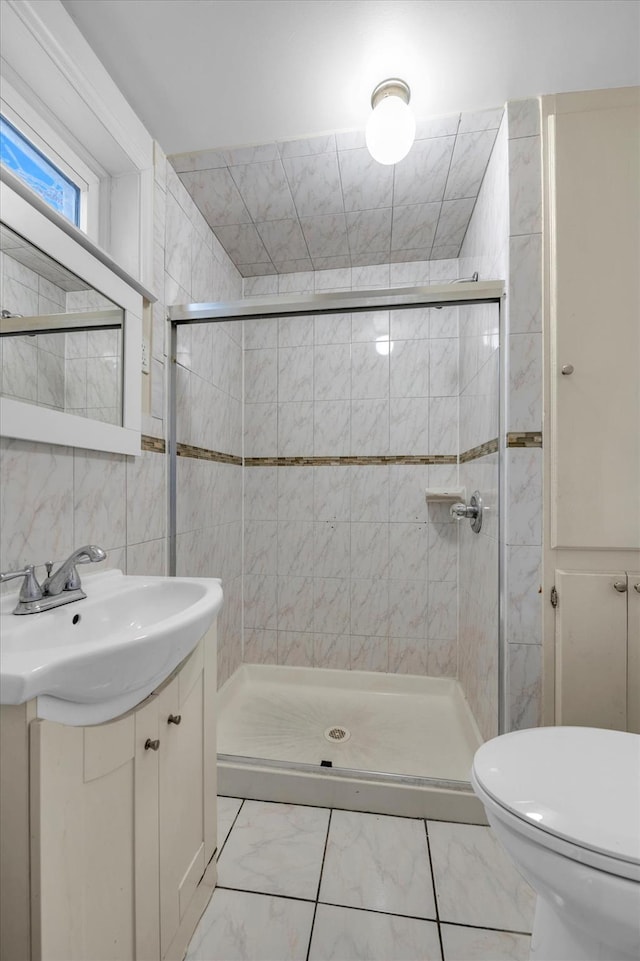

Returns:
550,586,558,608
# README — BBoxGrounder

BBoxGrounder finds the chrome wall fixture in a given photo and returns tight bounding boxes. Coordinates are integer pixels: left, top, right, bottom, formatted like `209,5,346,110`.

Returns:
450,491,484,533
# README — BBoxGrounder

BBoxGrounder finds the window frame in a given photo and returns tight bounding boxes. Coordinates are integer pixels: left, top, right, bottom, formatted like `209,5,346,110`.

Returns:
0,79,101,241
0,0,155,288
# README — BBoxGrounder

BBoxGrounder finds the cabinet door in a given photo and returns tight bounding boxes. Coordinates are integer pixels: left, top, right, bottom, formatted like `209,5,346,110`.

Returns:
30,715,136,961
202,620,217,864
629,573,640,735
134,693,161,961
555,570,628,729
158,645,205,957
549,88,640,549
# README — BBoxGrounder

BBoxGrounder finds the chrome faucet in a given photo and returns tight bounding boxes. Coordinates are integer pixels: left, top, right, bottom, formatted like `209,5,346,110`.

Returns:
0,545,106,615
43,545,106,596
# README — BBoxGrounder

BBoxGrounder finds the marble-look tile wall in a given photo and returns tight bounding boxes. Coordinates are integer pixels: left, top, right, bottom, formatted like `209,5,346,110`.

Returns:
157,144,244,687
1,253,67,412
460,100,544,732
243,258,461,676
64,290,122,425
0,435,166,595
504,100,543,731
1,254,123,424
244,102,544,731
1,141,244,689
456,116,508,740
457,296,501,741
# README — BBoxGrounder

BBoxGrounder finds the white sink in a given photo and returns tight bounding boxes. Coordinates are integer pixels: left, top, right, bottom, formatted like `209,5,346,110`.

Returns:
0,569,223,725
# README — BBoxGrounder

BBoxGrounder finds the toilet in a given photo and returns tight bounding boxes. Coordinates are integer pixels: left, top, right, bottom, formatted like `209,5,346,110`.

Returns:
471,727,640,961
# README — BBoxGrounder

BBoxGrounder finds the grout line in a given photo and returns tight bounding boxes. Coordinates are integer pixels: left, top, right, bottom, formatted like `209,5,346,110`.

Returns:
306,808,333,961
217,793,485,822
215,884,316,904
316,898,438,924
439,919,533,937
212,797,531,961
424,818,446,960
216,798,245,862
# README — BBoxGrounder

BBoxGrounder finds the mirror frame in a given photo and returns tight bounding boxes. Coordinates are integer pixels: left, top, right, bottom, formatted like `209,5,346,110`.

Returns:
0,182,142,455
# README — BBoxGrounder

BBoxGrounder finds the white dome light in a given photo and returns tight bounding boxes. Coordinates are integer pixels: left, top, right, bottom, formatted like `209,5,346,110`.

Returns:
365,79,416,166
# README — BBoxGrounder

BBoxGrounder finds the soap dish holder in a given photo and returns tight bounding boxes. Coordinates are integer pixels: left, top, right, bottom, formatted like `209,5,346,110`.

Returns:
425,487,466,503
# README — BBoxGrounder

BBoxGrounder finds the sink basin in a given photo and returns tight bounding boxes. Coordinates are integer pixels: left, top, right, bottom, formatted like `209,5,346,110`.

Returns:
0,569,223,725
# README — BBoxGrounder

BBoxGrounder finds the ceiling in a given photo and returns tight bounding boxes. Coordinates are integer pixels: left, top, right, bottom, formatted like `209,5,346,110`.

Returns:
60,0,640,276
171,107,502,275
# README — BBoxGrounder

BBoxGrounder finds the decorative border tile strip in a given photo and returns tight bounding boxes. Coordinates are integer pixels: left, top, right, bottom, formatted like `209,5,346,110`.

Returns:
170,436,541,466
177,442,242,466
459,438,499,463
141,434,166,454
507,431,542,448
244,454,458,467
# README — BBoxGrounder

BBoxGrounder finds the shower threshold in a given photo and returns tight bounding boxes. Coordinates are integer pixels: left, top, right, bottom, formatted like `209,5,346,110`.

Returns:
217,664,487,823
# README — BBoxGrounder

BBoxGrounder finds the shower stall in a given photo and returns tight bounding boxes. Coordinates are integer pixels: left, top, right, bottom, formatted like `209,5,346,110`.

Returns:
169,280,503,822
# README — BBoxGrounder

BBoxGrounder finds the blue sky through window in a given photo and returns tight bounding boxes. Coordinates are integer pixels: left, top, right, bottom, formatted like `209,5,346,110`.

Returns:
1,115,80,226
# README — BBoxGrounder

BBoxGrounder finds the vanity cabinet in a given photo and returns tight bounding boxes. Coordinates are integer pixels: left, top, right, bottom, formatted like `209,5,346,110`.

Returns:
0,621,217,961
554,570,640,733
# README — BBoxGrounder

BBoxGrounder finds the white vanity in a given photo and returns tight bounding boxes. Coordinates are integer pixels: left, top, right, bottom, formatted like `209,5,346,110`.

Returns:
0,571,223,961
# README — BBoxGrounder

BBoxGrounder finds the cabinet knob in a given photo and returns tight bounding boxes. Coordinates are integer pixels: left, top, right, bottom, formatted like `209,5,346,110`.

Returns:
144,738,160,751
561,364,574,375
167,713,182,725
613,580,627,593
634,583,640,594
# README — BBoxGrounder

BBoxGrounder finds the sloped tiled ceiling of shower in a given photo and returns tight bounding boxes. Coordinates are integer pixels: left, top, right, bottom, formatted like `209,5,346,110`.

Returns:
170,106,502,277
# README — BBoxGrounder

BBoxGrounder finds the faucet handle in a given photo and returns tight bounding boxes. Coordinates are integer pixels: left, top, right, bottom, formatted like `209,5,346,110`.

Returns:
0,565,43,602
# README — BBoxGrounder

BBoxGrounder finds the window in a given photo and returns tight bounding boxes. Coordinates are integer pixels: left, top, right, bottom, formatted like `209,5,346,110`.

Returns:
1,114,81,227
1,2,155,284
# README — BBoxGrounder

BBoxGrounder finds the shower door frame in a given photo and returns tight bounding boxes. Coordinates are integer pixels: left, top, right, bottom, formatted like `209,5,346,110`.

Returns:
168,281,507,741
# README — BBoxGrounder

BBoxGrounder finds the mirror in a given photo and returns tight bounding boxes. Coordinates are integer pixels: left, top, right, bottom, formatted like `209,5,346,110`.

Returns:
0,181,142,454
1,225,124,426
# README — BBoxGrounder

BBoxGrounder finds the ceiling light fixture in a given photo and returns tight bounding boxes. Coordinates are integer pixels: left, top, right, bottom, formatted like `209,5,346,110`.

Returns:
365,78,416,166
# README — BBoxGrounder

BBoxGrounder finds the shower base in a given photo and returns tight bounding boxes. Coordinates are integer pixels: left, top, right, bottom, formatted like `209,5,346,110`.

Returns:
217,664,486,823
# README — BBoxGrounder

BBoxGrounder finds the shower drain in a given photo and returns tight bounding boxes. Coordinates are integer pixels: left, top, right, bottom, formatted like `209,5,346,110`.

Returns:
324,726,350,742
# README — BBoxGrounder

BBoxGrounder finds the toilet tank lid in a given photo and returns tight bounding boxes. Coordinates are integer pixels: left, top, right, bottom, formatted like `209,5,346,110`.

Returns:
472,727,640,864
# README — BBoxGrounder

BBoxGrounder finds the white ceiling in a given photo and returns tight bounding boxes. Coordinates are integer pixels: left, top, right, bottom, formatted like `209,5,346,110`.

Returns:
61,0,639,155
59,0,639,275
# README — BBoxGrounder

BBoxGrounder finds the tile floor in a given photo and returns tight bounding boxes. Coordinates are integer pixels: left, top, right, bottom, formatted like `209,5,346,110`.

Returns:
185,797,535,961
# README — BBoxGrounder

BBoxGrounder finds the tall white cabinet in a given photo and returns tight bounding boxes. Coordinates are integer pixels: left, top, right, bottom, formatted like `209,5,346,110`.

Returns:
554,570,639,732
1,621,218,961
543,86,640,729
